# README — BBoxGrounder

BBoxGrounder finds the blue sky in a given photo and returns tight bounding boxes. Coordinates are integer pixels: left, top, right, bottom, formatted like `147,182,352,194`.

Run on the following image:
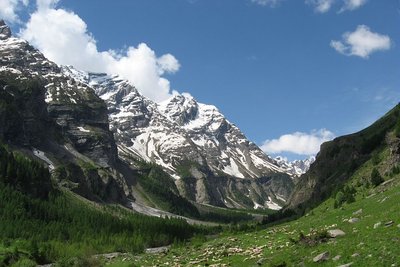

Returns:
2,0,399,160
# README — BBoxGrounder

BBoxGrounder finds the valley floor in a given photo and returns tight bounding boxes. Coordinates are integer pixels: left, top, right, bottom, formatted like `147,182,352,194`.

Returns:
107,179,400,267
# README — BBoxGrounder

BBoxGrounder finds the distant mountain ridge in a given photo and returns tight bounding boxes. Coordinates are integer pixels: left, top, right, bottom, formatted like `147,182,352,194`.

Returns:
274,156,315,177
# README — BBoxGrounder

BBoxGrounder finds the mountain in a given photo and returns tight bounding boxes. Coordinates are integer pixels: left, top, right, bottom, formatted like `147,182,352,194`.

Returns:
62,66,294,209
0,20,293,211
287,104,400,212
274,156,315,177
62,66,286,180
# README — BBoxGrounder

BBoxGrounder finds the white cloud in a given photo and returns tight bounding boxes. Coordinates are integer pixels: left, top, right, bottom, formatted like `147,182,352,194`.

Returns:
330,25,391,58
306,0,335,13
36,0,58,10
306,0,367,13
340,0,367,12
0,0,29,23
20,0,180,102
261,129,335,155
251,0,284,7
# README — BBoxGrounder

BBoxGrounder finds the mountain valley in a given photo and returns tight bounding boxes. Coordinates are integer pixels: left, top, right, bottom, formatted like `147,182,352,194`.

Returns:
0,15,399,267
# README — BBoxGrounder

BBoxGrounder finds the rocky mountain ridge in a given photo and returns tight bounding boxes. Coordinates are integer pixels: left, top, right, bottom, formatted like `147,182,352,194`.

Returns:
61,66,294,209
274,156,315,177
62,65,287,180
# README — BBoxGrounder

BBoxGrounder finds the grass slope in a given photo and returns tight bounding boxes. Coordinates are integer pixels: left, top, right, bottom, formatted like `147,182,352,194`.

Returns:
109,141,400,267
110,181,400,266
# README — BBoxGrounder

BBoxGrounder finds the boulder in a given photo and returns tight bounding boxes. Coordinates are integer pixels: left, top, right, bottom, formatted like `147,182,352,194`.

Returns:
352,209,362,215
332,255,341,261
327,229,346,238
313,251,329,262
384,221,394,227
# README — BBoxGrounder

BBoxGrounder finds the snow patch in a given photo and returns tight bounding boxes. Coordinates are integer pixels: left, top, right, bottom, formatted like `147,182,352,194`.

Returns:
77,126,90,133
0,66,22,74
33,148,55,171
223,158,245,178
266,197,282,210
253,202,263,209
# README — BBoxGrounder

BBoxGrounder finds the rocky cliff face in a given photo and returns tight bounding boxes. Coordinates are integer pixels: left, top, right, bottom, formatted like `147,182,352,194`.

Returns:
0,20,11,40
0,22,126,202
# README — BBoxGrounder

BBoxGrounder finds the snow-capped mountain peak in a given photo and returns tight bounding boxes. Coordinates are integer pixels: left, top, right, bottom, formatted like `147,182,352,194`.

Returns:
0,20,12,40
274,156,315,177
62,66,287,180
158,92,200,125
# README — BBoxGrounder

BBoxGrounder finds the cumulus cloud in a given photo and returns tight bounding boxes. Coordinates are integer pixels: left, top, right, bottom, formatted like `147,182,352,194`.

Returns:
305,0,335,13
330,25,391,58
340,0,367,12
0,0,29,23
20,0,180,102
251,0,284,7
261,129,335,155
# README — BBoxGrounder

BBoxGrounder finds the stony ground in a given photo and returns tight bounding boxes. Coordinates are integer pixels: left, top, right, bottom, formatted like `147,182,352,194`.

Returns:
105,178,400,267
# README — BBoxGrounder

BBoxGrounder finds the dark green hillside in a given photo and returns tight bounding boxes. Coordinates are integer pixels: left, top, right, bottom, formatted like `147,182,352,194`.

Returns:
288,104,400,213
0,143,51,199
0,144,203,266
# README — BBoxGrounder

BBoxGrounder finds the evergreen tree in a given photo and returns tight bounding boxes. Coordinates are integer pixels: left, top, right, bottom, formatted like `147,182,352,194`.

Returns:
395,119,400,138
370,168,384,187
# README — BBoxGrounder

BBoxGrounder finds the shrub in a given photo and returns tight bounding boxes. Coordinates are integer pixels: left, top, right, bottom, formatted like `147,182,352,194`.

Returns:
10,258,36,267
370,168,384,187
395,119,400,138
334,186,355,208
371,153,380,165
390,165,400,177
334,191,345,209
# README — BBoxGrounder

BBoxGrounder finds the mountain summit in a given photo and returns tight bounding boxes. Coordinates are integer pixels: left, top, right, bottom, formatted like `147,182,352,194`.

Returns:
0,20,11,40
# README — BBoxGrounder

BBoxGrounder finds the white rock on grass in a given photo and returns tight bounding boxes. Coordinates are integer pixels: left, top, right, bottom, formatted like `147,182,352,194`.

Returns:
374,222,381,229
313,252,329,262
348,218,360,223
338,263,353,267
352,209,362,215
384,221,394,227
332,255,341,261
327,229,346,238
